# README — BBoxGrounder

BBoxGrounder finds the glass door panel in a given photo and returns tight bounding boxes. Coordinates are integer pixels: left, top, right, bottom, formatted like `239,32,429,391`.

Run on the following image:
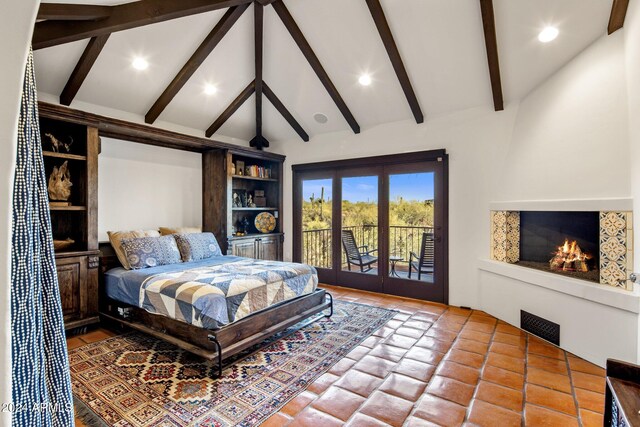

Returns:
388,172,435,282
341,175,379,275
301,178,333,269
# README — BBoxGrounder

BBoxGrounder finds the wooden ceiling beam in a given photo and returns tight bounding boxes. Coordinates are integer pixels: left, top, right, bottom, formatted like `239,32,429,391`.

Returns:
145,4,249,124
365,0,423,124
33,0,253,50
263,81,309,142
60,34,110,106
37,3,111,21
479,0,504,111
272,0,360,134
205,80,256,138
254,2,264,144
608,0,630,34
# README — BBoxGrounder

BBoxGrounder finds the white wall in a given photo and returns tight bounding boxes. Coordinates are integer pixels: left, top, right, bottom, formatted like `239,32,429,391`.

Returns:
98,137,202,240
0,2,39,426
271,105,520,308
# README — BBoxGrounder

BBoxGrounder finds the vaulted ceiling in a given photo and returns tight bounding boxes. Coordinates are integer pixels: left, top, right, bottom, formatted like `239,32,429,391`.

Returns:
34,0,622,146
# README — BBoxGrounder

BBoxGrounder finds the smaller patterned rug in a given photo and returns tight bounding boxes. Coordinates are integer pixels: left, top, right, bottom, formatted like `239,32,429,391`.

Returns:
71,301,395,426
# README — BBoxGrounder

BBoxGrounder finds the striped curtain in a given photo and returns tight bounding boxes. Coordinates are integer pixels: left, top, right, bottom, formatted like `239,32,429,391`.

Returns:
11,50,74,427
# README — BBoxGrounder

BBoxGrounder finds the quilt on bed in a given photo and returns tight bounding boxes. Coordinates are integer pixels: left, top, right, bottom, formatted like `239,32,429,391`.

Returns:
139,258,318,329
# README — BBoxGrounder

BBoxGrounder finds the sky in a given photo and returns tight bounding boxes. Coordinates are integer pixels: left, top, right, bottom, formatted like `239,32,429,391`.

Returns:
302,173,434,203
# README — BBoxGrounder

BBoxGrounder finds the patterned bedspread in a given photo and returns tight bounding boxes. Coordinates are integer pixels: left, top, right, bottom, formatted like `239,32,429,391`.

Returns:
139,258,318,329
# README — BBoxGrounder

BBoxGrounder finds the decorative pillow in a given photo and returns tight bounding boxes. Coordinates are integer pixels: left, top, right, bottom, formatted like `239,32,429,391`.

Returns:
120,235,182,270
159,227,201,236
174,232,223,262
107,229,161,269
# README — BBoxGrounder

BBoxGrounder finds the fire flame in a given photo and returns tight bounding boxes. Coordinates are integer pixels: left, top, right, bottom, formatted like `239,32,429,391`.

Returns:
549,239,592,272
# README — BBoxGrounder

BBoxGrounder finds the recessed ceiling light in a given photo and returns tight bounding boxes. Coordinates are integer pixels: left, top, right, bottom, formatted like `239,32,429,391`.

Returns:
358,74,372,86
132,57,149,70
313,113,328,124
204,83,218,95
538,26,559,43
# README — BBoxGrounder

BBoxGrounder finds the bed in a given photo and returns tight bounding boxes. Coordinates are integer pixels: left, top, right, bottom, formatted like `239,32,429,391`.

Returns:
98,243,332,377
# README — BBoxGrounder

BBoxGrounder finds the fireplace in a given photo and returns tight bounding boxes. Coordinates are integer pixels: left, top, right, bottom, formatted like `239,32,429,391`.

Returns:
490,209,633,290
518,211,599,283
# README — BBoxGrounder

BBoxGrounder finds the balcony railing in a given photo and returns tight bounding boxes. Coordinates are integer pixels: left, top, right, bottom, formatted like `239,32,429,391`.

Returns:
302,225,434,269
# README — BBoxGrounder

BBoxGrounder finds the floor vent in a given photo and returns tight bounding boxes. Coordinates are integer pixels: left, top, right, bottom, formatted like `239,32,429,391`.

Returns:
520,310,560,346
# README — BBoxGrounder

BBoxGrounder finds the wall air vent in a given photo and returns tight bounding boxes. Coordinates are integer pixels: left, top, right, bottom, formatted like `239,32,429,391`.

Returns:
520,310,560,346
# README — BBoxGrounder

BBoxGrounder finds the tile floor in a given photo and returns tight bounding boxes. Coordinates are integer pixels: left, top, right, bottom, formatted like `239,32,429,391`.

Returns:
68,285,606,427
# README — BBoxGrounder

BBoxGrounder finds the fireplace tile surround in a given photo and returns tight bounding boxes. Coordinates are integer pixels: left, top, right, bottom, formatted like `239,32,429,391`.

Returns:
491,210,633,291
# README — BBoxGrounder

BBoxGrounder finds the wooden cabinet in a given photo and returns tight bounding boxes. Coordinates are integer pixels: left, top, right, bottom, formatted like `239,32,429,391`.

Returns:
55,251,100,329
229,234,283,261
605,359,640,426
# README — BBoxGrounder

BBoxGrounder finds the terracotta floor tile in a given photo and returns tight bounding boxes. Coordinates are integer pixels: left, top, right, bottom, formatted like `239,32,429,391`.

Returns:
385,334,419,349
524,404,579,427
404,319,434,331
379,372,427,402
368,344,409,362
567,356,605,376
386,319,404,329
452,338,489,355
396,326,425,338
328,357,357,376
346,413,391,427
334,369,384,398
261,412,293,427
66,336,85,350
310,386,365,421
528,340,565,360
346,345,371,361
79,328,115,343
458,329,492,344
290,407,343,427
481,365,525,390
426,376,475,406
393,359,437,382
281,391,317,417
416,336,452,353
525,384,577,416
489,342,525,359
438,313,468,325
373,326,396,339
467,400,521,427
486,352,524,374
404,416,441,427
463,321,495,334
526,367,572,393
306,372,340,395
359,391,414,427
527,354,568,375
579,409,604,427
405,347,445,365
361,336,384,348
353,355,397,378
571,371,606,393
492,332,526,348
437,361,480,385
425,328,458,343
574,388,605,414
412,311,442,322
475,380,523,412
413,394,466,427
433,320,464,333
446,349,485,369
447,307,472,317
495,323,524,336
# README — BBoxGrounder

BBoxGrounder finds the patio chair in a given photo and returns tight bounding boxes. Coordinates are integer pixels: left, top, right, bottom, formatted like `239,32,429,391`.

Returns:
342,229,378,272
409,232,435,280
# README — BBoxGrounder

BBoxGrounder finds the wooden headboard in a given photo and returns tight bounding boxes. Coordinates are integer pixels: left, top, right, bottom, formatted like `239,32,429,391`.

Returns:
99,241,122,272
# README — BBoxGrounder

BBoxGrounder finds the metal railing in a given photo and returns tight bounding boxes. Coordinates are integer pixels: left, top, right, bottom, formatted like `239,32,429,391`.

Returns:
302,225,434,269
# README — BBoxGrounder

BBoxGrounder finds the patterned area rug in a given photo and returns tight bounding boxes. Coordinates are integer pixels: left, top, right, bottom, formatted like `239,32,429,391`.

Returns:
71,301,395,426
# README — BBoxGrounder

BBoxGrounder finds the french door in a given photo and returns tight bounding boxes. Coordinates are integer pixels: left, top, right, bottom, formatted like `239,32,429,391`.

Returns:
293,150,448,304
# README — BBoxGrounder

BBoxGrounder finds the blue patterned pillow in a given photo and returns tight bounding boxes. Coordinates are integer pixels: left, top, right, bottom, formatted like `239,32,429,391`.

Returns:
120,235,182,269
174,232,223,262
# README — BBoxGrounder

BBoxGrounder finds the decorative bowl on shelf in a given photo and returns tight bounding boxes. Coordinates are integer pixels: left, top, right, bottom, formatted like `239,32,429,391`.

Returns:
255,212,276,234
53,238,74,251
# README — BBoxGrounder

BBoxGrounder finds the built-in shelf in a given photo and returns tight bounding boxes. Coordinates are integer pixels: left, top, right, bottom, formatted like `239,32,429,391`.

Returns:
232,175,277,182
42,151,87,161
489,198,633,212
232,207,278,211
49,205,87,211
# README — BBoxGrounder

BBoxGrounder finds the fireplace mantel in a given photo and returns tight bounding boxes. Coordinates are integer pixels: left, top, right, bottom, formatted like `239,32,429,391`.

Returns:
489,197,633,212
478,259,640,313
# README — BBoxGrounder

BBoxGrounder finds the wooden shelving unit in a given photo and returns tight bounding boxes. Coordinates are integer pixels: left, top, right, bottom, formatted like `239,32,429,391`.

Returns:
203,149,285,261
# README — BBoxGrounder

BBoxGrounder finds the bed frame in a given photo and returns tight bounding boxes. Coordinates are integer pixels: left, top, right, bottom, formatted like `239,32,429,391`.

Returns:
98,243,333,377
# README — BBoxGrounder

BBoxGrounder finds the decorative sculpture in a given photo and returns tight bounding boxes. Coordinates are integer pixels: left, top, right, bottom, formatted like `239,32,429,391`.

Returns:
44,133,73,153
48,161,73,202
